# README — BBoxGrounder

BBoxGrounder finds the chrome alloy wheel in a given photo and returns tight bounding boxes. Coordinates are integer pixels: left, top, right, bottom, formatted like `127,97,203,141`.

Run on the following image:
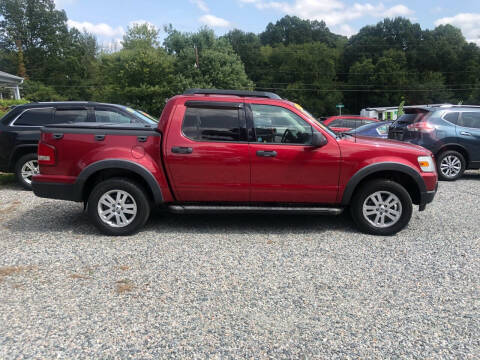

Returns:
21,160,39,185
440,155,461,178
362,191,403,229
97,190,137,228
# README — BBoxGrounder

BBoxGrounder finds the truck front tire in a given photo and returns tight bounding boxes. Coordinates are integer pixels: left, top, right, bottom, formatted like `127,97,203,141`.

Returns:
88,178,151,236
350,179,413,236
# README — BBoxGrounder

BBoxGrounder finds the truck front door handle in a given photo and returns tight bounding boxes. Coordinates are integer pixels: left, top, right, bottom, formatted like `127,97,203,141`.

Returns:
95,135,105,141
171,146,193,154
52,133,63,140
256,150,277,157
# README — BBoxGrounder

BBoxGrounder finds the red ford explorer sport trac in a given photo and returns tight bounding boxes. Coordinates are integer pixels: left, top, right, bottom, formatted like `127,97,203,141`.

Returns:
32,89,438,236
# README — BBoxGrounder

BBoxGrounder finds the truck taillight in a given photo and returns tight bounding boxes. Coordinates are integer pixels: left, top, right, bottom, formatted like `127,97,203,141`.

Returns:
38,142,56,165
407,121,435,133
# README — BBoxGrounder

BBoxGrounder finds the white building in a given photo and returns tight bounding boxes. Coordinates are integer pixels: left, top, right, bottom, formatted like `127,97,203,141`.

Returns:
0,71,24,100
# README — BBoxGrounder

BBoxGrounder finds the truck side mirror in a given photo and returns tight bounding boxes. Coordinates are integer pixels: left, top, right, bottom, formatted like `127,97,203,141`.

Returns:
311,132,328,147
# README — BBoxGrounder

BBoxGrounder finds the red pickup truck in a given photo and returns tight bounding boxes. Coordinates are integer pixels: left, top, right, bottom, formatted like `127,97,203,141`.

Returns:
32,89,438,236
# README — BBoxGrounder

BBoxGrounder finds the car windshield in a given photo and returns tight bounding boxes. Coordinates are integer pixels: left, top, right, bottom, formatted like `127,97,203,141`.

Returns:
124,107,158,125
393,111,429,125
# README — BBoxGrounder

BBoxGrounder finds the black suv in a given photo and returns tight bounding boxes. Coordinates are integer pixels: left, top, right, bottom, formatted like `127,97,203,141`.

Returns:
0,102,158,189
388,105,480,181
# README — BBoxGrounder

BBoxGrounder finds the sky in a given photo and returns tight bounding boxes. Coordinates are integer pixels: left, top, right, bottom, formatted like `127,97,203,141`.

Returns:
54,0,480,49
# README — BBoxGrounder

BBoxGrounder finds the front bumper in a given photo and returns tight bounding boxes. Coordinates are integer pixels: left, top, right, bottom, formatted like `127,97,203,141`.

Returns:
32,181,82,202
419,183,438,211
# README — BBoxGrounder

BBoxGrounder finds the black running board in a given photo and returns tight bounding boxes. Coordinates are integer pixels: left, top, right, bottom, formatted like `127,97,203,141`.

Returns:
168,205,343,215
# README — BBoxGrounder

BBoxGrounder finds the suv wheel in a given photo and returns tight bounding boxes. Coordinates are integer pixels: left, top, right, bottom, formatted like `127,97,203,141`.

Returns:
351,180,413,236
437,150,465,181
88,178,151,236
15,153,39,190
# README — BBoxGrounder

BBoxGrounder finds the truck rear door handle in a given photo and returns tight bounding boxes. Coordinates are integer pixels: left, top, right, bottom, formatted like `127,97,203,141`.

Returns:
95,135,105,141
171,146,193,154
256,150,277,157
52,133,63,140
460,131,472,136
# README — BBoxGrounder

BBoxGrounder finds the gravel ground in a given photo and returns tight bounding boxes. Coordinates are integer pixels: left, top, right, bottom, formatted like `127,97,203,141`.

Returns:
0,172,479,359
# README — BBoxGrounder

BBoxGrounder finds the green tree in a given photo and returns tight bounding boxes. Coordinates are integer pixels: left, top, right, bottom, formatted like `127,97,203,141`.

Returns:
122,23,160,50
164,27,253,91
260,15,346,47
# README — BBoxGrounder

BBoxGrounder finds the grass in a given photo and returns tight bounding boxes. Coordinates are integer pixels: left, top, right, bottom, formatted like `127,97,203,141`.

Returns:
0,173,15,186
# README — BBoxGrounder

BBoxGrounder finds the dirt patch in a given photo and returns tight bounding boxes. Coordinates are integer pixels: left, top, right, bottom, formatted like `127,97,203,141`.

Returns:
116,279,134,294
69,273,90,280
117,265,130,271
0,265,36,282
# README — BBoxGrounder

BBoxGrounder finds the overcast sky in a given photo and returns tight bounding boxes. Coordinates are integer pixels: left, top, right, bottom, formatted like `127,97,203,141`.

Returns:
54,0,480,49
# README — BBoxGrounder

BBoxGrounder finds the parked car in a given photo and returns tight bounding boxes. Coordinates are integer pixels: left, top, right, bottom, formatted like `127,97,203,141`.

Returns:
0,102,158,189
32,89,437,236
323,115,379,133
388,105,480,181
346,121,393,139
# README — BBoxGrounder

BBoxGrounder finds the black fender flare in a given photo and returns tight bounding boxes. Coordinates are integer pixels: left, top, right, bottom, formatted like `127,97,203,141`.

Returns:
341,162,426,205
8,144,39,169
74,159,164,204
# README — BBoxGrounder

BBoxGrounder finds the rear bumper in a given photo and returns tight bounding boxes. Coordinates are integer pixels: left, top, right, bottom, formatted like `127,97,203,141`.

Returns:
419,183,438,211
32,181,82,202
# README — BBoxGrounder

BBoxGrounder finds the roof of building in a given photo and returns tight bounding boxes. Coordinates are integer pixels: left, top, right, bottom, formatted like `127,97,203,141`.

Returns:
0,71,24,86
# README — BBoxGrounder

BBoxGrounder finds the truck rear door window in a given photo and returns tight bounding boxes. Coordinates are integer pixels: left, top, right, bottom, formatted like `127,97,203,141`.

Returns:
182,107,240,142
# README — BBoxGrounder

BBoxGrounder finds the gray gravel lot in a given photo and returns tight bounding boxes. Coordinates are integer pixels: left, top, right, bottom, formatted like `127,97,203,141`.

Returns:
0,172,479,359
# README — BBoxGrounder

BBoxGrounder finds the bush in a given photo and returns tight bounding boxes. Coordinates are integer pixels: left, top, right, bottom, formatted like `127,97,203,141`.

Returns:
0,99,30,118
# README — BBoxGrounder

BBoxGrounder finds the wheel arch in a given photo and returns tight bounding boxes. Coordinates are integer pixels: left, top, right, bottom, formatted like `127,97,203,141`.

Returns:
9,145,38,171
341,163,426,206
75,160,164,205
436,144,469,167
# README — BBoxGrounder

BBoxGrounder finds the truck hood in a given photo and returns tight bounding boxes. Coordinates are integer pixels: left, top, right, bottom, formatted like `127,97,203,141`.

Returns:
341,134,430,154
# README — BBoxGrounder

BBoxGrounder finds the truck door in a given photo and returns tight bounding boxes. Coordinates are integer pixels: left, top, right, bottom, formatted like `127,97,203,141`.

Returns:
247,103,341,203
164,101,250,202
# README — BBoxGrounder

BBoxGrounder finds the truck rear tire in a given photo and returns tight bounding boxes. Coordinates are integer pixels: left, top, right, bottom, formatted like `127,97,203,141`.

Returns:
350,179,413,236
88,178,151,236
15,153,39,190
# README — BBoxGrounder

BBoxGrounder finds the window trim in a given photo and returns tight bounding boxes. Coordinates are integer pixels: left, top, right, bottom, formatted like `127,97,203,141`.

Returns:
9,107,54,128
247,103,315,146
181,105,248,143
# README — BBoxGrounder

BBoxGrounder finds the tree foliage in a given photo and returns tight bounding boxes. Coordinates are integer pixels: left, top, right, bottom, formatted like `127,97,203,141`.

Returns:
1,2,480,117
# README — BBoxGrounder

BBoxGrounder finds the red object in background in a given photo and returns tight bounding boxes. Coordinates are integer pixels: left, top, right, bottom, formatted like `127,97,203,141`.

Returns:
323,115,379,133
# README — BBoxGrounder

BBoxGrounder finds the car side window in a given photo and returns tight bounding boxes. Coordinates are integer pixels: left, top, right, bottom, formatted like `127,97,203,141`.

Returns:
329,119,344,128
458,112,480,129
182,107,241,142
14,108,53,126
251,104,313,145
55,109,88,123
95,109,132,124
345,119,360,129
376,124,388,135
444,112,459,125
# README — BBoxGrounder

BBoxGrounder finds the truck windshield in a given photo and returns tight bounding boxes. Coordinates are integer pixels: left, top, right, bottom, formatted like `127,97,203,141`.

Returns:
297,106,338,138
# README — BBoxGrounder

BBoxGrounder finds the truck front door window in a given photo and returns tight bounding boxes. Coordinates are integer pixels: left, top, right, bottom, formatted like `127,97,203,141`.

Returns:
251,104,312,144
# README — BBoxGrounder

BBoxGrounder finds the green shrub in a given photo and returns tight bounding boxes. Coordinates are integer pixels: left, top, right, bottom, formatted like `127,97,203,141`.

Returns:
0,99,30,118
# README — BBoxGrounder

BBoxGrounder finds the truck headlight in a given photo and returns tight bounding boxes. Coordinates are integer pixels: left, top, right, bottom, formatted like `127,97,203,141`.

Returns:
418,156,435,172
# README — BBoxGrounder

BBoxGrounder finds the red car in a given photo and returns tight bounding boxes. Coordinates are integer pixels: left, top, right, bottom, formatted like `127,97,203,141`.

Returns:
323,115,379,133
32,89,437,236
